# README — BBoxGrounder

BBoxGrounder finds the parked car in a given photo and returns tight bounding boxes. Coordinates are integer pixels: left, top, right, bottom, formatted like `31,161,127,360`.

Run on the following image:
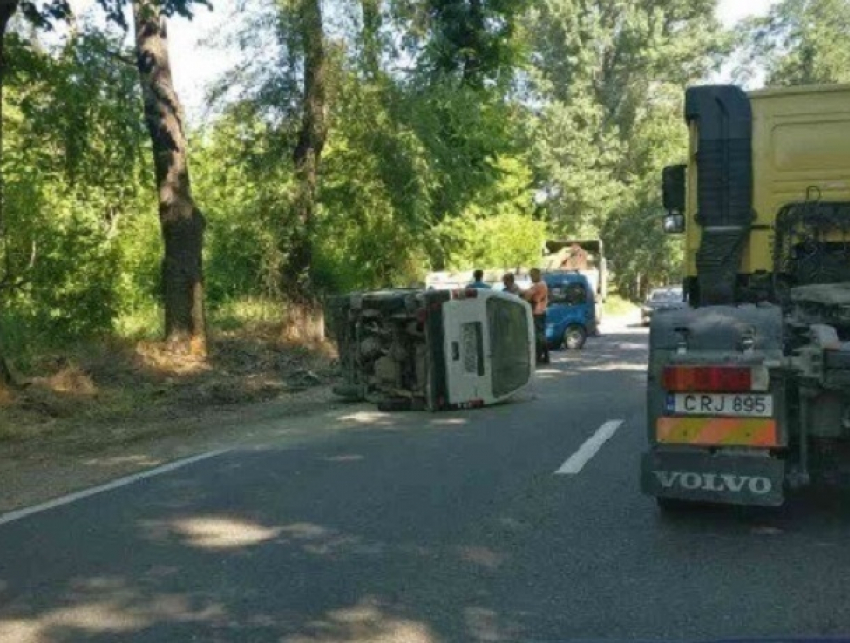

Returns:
542,272,596,350
641,286,686,326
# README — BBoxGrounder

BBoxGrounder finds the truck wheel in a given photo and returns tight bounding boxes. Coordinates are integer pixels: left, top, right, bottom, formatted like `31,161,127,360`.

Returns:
563,325,587,350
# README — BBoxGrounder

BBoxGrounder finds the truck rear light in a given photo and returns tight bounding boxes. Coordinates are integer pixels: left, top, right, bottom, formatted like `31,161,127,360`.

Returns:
662,365,766,392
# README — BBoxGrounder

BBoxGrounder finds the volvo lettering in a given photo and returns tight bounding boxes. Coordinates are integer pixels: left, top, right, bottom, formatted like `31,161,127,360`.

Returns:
653,471,773,495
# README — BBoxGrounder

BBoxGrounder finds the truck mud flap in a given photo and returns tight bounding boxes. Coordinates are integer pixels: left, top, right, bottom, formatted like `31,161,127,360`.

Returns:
641,450,785,506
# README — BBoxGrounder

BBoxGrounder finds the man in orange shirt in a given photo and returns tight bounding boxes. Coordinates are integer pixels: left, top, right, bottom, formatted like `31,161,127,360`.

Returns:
523,268,550,365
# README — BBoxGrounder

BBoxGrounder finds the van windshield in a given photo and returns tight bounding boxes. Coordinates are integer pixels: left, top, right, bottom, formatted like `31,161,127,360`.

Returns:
549,281,588,306
487,297,532,397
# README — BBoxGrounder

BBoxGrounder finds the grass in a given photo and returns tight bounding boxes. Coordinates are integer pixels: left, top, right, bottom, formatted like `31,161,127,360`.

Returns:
115,304,164,340
604,294,638,317
209,298,284,332
115,298,285,339
0,296,336,449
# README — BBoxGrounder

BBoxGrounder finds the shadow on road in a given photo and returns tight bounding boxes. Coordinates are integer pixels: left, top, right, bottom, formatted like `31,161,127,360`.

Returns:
0,437,541,642
654,485,850,532
7,325,850,641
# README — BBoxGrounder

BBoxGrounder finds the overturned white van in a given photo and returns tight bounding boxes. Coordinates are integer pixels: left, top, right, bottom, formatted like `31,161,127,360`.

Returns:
326,288,535,411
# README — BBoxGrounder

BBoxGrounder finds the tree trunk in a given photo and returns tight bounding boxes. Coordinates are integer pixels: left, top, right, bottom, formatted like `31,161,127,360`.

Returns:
461,0,484,85
287,0,326,301
361,0,381,78
0,1,19,389
0,3,17,40
133,0,206,355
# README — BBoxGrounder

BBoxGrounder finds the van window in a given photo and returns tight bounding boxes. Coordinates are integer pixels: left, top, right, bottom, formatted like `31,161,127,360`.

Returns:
462,322,485,376
549,281,587,306
487,298,532,397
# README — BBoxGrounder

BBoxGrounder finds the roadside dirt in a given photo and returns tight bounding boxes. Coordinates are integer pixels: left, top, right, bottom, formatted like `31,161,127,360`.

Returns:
0,385,357,513
0,322,346,512
0,313,643,514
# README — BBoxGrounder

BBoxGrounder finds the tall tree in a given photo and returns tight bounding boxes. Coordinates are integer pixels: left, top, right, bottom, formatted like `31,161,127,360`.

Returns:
0,1,18,387
736,0,850,86
287,0,326,300
525,0,726,292
360,0,382,78
0,0,211,373
133,0,206,353
422,0,527,87
0,3,17,40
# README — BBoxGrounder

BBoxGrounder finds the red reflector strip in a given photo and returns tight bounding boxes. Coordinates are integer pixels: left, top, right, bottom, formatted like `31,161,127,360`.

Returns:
663,366,752,392
657,417,779,447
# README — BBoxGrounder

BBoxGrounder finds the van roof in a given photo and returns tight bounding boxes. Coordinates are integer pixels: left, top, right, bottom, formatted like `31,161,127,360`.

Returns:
543,271,591,283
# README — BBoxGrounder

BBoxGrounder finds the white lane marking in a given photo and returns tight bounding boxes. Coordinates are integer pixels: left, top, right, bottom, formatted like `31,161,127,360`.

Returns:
0,449,229,528
554,420,624,475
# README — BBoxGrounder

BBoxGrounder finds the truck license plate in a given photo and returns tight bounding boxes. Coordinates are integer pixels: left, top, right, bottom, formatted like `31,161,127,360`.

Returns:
666,393,773,418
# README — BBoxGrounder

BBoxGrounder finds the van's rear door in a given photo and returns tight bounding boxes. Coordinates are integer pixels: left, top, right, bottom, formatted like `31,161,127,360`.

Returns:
442,298,489,406
430,290,534,410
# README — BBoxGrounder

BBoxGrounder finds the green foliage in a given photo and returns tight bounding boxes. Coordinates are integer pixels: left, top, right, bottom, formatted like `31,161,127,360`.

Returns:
419,0,530,87
207,0,537,289
603,294,638,317
315,73,432,290
13,0,850,362
433,156,544,270
18,0,212,31
601,85,688,296
25,193,122,339
736,0,850,86
525,0,726,292
1,32,155,352
190,110,290,302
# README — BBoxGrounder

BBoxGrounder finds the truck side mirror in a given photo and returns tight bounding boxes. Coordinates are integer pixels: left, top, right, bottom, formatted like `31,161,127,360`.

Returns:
662,164,686,212
661,164,686,235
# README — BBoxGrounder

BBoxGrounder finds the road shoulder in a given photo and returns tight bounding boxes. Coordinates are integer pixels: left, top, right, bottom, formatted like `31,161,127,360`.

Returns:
0,385,358,513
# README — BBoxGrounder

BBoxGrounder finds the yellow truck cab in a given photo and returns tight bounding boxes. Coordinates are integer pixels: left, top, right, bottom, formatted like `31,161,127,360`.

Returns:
644,84,850,508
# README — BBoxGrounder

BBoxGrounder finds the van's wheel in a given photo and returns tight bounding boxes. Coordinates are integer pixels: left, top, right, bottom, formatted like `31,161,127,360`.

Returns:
563,325,587,350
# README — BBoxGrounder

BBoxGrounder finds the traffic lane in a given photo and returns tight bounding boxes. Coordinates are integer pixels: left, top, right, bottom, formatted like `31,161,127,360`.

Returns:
496,387,850,637
0,331,648,642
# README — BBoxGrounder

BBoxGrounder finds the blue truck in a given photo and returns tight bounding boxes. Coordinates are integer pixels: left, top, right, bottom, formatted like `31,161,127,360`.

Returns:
542,239,607,335
543,271,596,350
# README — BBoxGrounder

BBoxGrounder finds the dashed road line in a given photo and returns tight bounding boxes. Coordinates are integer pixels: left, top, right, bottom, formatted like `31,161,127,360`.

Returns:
554,419,624,475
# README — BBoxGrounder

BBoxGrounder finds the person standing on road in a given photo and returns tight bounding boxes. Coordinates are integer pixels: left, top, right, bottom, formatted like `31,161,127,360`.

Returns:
523,268,550,365
502,273,520,295
467,269,491,289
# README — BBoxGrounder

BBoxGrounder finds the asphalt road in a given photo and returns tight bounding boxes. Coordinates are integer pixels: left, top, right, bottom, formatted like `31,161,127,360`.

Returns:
3,323,850,642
